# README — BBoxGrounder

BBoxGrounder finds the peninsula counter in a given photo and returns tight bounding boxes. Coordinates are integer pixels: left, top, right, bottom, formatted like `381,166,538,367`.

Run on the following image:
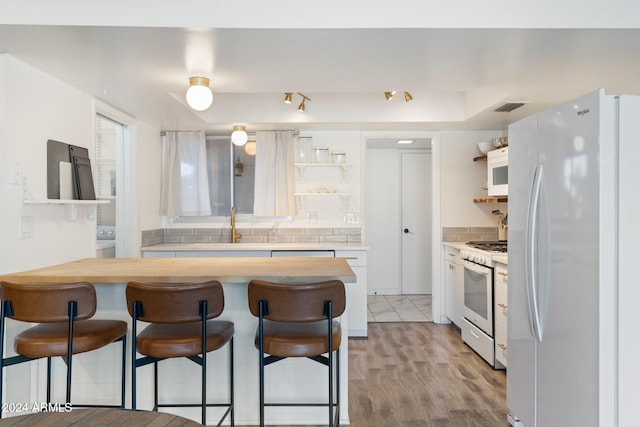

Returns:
0,257,356,425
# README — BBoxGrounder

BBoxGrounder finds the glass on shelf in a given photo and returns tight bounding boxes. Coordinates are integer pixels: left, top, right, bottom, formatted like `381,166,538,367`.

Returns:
297,137,313,163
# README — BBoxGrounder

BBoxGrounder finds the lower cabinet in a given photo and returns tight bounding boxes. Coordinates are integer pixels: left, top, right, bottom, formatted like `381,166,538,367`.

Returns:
494,262,508,368
336,250,367,338
444,246,463,327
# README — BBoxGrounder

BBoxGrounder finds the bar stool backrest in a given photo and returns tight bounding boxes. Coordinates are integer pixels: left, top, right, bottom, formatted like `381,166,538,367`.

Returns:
0,281,96,322
126,281,224,323
248,279,345,322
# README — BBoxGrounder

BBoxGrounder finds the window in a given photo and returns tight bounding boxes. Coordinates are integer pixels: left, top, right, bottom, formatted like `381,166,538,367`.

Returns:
164,130,295,222
183,137,255,218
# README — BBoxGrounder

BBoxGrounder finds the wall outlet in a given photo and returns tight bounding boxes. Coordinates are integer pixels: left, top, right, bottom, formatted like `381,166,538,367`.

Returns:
20,216,34,239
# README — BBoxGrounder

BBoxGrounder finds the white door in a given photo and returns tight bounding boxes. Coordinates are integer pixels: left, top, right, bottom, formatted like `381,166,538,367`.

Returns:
401,152,431,294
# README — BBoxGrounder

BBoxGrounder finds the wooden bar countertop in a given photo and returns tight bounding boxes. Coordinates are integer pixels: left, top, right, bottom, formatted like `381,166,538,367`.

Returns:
0,257,356,284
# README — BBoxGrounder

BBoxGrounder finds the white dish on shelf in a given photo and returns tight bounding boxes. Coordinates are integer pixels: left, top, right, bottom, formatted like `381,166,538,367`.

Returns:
477,141,494,154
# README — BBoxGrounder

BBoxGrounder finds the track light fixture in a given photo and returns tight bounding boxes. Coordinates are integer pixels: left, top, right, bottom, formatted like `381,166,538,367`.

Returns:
284,92,293,104
185,77,213,111
385,91,414,102
297,92,311,112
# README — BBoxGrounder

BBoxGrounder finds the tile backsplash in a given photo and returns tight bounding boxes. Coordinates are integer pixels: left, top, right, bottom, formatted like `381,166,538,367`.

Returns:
442,227,499,242
141,227,362,246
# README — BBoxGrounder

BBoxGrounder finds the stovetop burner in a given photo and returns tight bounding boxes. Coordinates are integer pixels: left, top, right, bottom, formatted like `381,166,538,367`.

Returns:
466,241,508,253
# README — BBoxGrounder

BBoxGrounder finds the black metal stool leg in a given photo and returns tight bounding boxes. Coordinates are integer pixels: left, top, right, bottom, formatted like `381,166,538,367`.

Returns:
120,335,126,408
336,347,341,426
154,361,159,411
259,301,266,427
230,337,235,426
46,357,52,404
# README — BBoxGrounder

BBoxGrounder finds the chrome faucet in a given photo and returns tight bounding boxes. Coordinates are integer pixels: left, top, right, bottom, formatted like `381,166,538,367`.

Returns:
231,207,242,243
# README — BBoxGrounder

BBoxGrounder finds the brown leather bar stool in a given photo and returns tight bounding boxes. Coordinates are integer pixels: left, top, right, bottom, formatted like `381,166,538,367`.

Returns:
247,279,345,427
0,281,127,417
126,280,234,426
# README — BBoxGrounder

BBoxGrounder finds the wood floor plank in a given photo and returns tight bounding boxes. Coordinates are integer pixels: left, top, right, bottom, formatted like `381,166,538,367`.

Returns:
238,322,509,427
348,323,509,427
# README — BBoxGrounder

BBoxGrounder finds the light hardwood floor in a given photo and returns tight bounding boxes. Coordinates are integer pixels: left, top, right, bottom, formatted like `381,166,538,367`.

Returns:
239,322,509,427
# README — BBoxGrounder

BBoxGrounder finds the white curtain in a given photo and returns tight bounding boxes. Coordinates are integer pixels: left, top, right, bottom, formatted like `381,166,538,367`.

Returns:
253,131,296,216
160,131,212,216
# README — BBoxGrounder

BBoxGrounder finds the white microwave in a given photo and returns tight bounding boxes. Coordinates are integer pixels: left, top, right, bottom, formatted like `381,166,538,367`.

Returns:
487,147,508,196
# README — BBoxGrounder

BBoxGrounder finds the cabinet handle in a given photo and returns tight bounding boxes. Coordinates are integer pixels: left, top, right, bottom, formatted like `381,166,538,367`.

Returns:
497,303,507,309
498,271,508,278
497,343,508,350
451,265,456,270
448,253,456,257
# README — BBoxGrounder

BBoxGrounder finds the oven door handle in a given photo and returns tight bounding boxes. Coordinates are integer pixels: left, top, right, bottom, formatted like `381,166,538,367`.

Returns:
525,164,544,342
462,260,491,275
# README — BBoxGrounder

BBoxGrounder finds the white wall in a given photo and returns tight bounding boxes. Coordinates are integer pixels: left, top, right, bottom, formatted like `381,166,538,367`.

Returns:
135,121,163,233
0,56,7,269
439,130,506,228
0,55,96,274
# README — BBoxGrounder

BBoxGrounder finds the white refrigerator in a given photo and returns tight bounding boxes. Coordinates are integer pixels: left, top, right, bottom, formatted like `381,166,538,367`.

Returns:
507,89,640,427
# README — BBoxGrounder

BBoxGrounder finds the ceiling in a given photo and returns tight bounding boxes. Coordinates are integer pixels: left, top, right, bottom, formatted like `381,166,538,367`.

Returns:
3,25,640,135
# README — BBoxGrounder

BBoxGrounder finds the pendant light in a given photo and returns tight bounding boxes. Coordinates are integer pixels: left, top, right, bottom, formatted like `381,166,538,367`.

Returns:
404,91,413,102
185,77,213,111
384,91,396,101
231,125,248,146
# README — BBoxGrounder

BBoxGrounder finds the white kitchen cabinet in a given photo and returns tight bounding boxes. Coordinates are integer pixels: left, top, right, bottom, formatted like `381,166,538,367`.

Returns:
141,250,176,258
494,262,508,368
336,250,367,337
179,250,270,258
444,246,463,327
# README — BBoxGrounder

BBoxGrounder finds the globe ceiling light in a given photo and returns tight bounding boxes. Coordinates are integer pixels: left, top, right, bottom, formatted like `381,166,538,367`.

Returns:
185,77,213,111
231,125,248,146
244,140,257,155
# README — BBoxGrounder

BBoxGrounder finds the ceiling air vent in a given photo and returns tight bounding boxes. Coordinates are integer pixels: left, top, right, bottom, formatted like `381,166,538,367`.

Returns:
494,102,526,113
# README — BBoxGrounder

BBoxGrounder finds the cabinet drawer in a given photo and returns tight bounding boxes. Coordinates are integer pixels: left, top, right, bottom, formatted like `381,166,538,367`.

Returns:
495,321,508,367
142,251,176,258
335,250,367,266
461,318,494,365
495,265,508,284
444,246,460,263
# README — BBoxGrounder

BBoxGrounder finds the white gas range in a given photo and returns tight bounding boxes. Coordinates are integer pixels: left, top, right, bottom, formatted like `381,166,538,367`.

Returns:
459,241,507,368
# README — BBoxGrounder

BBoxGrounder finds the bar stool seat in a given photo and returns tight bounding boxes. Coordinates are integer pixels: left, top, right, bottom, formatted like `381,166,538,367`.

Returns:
256,320,341,358
137,321,234,358
0,281,127,417
16,320,127,358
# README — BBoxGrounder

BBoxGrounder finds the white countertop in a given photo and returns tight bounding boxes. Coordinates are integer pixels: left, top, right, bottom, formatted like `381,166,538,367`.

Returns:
141,242,369,252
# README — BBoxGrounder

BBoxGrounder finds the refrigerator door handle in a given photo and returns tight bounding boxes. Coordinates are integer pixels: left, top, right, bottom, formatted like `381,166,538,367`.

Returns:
525,164,544,342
